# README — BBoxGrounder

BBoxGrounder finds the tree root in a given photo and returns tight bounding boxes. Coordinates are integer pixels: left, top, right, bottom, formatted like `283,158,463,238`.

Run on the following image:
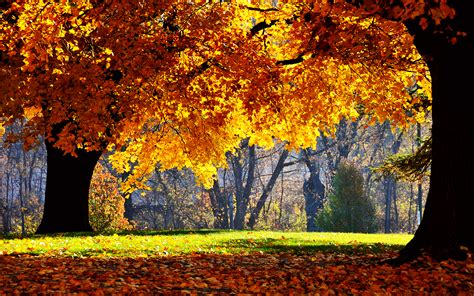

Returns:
382,238,471,266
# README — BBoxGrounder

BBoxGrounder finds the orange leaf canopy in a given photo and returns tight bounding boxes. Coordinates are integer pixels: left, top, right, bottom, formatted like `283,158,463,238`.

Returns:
0,0,430,187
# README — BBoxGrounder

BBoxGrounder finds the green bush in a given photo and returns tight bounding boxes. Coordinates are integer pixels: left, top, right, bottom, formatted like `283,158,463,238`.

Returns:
316,162,378,233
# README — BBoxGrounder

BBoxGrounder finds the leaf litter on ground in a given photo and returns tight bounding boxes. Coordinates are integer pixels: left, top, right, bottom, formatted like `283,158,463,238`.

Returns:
1,231,472,294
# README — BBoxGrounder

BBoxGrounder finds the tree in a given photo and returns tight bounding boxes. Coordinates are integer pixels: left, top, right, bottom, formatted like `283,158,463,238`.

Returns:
88,161,132,232
340,0,474,261
1,0,438,250
301,148,326,232
0,122,45,234
316,162,378,233
247,146,288,229
131,167,211,230
0,1,280,233
244,0,473,260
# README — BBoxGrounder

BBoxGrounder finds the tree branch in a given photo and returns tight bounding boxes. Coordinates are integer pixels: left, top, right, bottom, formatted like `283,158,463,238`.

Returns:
244,6,278,12
276,54,305,66
250,19,278,35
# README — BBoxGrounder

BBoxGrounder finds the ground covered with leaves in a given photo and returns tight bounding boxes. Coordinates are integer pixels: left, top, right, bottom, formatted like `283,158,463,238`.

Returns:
1,231,473,294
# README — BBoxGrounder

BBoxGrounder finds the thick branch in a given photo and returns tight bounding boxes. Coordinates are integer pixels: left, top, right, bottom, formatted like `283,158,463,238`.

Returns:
250,20,278,35
276,54,305,66
244,6,278,12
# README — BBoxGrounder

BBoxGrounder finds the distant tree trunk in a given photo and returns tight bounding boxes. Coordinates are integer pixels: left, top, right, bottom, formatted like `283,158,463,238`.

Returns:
408,184,414,233
228,192,234,229
18,175,26,235
392,180,399,233
2,172,11,234
248,149,288,229
164,201,174,230
119,171,134,222
36,140,101,234
302,149,325,232
417,183,423,226
208,180,229,229
384,178,392,233
384,128,403,233
124,196,134,222
232,142,256,230
304,178,324,232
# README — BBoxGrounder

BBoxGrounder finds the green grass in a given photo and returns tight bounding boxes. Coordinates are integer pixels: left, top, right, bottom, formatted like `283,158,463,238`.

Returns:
0,230,412,258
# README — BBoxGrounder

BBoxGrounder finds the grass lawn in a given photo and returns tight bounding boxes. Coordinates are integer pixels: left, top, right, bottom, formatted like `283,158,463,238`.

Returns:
0,230,412,257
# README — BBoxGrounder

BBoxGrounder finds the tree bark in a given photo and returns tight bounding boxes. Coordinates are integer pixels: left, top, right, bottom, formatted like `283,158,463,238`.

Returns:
208,180,229,229
233,143,256,230
384,178,392,233
124,196,134,222
399,8,474,259
302,150,326,232
36,140,101,234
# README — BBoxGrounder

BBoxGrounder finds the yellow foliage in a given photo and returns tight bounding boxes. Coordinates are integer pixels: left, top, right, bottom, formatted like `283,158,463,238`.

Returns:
1,0,433,187
89,162,133,232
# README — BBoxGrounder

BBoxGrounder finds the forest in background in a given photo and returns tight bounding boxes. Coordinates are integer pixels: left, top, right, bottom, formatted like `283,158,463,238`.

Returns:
0,115,430,235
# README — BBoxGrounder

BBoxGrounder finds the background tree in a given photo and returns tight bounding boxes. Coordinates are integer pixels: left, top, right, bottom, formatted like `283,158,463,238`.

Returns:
316,162,378,233
88,161,132,232
0,123,45,234
132,168,212,230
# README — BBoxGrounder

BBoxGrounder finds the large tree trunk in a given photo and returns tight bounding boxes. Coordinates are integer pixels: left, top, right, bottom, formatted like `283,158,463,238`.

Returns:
399,14,474,260
36,141,101,234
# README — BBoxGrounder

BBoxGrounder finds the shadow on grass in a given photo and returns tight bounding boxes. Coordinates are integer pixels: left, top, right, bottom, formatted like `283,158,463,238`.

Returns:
211,238,406,255
0,229,231,239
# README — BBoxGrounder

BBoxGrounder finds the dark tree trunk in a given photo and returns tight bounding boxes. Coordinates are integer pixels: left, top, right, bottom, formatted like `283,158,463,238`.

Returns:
208,180,229,229
302,149,325,232
2,172,11,234
304,174,325,232
228,192,234,229
399,7,474,260
233,143,256,230
384,178,392,233
248,149,288,229
36,141,101,234
124,196,134,222
120,171,134,222
392,179,399,233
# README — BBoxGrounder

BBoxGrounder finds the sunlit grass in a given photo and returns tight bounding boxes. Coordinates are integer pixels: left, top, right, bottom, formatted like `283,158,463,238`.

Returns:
0,230,412,258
